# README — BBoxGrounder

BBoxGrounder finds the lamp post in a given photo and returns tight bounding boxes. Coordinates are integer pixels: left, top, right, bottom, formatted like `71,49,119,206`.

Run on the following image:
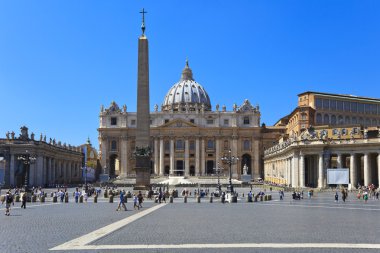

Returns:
214,162,222,192
17,151,36,193
221,149,239,194
83,164,88,193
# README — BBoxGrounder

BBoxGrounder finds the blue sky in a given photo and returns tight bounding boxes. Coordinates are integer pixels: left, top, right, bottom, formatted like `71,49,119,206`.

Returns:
1,0,379,149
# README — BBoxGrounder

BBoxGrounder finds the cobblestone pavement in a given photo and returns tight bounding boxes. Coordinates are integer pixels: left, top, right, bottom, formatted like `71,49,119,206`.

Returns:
0,187,379,253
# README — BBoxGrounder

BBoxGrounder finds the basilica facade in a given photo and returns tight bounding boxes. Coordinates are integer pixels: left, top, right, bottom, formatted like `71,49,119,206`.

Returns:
98,61,282,180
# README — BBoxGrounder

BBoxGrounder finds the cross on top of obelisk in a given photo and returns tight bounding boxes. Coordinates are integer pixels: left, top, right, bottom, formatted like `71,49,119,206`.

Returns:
140,8,147,35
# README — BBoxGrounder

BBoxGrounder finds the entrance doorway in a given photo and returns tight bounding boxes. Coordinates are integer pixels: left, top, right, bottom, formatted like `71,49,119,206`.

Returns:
206,161,214,175
109,154,118,178
190,165,195,176
175,160,184,176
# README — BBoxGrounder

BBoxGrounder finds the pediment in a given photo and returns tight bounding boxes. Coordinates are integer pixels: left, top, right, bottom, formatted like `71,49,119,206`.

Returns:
161,119,197,128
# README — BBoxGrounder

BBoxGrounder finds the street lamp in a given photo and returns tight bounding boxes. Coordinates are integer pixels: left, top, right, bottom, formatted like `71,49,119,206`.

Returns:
221,149,239,194
214,162,222,192
82,163,88,193
17,151,36,193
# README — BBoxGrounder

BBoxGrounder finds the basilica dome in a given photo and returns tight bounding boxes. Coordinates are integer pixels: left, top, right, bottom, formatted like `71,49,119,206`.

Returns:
162,60,211,112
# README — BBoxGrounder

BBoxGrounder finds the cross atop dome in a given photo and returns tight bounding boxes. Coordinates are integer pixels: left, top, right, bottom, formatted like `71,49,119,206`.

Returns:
181,59,194,81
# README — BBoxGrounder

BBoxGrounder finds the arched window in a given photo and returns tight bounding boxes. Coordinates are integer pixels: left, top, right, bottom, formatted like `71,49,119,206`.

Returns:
316,113,322,124
331,115,337,125
243,140,250,151
164,141,170,151
207,140,215,150
323,114,330,124
176,140,184,150
111,140,117,151
338,115,344,125
345,116,351,125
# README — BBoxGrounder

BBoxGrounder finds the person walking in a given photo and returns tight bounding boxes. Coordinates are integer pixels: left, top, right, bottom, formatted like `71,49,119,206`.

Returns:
138,191,144,208
133,194,139,210
116,191,127,211
4,191,14,216
335,192,339,203
21,192,27,209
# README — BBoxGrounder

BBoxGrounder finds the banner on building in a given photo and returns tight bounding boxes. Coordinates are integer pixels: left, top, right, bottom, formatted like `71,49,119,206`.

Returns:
327,168,349,184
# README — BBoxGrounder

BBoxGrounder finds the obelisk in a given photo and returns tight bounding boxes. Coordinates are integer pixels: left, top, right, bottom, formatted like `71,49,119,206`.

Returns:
134,8,151,190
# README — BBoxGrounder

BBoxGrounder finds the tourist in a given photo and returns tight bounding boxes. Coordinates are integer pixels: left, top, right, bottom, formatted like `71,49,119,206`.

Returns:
4,191,14,216
335,192,339,202
116,191,127,211
363,191,368,203
74,189,80,203
138,191,144,208
133,194,139,210
21,191,27,209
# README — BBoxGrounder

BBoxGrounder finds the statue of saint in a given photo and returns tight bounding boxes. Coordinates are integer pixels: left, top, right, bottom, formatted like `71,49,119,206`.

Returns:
123,104,127,113
216,104,219,111
222,105,226,112
154,104,158,112
233,103,237,112
6,131,9,140
243,164,248,175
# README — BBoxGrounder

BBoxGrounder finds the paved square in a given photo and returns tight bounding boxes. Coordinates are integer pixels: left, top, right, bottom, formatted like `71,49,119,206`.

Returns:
1,188,380,253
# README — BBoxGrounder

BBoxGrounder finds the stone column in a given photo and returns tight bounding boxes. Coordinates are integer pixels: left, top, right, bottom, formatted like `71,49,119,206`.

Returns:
9,154,15,186
318,153,324,188
378,153,380,188
364,153,371,186
201,139,205,175
120,137,128,177
232,137,238,177
195,138,200,176
185,138,190,176
215,138,220,169
159,138,164,176
154,138,159,175
350,153,357,189
170,139,174,175
337,153,343,168
292,154,299,187
101,138,107,169
299,153,305,188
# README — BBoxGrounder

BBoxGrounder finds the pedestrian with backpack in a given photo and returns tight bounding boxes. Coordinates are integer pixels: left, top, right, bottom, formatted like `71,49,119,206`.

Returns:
21,192,27,209
5,191,14,216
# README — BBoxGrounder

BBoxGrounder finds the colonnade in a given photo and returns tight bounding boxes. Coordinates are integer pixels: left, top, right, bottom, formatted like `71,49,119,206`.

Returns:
7,153,82,187
104,136,260,178
264,150,380,189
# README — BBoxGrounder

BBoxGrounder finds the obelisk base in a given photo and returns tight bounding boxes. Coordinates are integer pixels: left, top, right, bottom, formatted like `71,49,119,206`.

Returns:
134,156,151,190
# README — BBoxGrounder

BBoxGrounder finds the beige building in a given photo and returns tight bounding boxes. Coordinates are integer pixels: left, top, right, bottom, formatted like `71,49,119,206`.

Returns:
276,91,380,137
265,91,380,189
98,61,282,180
0,126,83,187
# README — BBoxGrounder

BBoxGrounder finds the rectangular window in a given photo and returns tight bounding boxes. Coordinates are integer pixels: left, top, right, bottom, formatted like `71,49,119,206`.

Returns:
315,98,322,109
164,141,170,152
224,140,229,149
358,103,364,113
131,119,136,125
164,119,169,124
337,100,343,111
323,99,329,110
189,141,195,150
344,101,350,112
243,140,250,151
206,119,214,125
365,104,371,114
351,102,357,113
371,104,377,115
243,116,250,125
223,119,229,125
207,140,215,149
330,100,337,111
176,140,184,150
111,117,117,126
190,119,195,124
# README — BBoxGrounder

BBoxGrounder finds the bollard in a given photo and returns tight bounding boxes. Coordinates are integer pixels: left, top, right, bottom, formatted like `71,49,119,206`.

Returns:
260,195,263,202
169,196,173,203
184,196,187,203
123,196,128,203
79,195,83,203
109,195,114,203
104,192,108,198
254,195,258,202
197,196,201,203
65,196,69,203
15,195,20,202
94,195,98,203
268,195,272,201
264,195,268,201
32,195,37,203
53,196,57,203
44,193,47,198
231,195,237,203
50,192,54,197
209,196,213,203
40,196,45,203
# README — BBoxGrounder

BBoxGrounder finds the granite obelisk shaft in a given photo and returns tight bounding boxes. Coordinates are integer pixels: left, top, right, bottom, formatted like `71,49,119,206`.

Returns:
134,34,151,190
